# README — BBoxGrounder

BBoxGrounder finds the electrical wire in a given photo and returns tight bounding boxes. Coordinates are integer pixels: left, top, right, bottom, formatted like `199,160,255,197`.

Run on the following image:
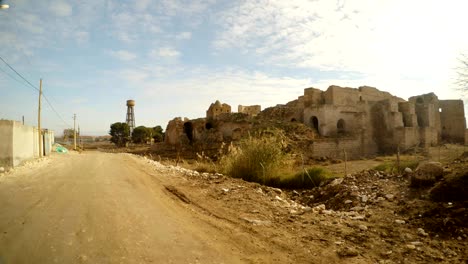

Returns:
0,56,40,91
0,55,73,128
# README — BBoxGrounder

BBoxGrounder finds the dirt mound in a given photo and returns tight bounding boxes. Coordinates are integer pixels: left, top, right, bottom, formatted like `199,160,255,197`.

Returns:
430,171,468,202
417,201,468,238
410,161,444,187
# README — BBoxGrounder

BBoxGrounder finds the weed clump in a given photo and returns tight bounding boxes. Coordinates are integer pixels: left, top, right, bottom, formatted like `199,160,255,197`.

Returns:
221,134,286,184
221,132,335,188
279,167,335,188
374,160,420,173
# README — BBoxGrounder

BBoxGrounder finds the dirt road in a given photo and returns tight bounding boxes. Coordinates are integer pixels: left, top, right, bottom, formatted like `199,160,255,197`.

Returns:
0,152,277,264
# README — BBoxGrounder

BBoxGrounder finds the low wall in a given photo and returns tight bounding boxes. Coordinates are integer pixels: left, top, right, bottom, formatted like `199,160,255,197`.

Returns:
0,120,14,167
0,120,54,168
12,121,35,167
308,136,366,160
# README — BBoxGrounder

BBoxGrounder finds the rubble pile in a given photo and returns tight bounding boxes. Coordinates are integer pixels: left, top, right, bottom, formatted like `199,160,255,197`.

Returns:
291,170,404,211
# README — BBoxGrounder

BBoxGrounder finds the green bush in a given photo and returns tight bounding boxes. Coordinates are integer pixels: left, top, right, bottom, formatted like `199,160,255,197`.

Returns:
374,160,420,173
221,135,285,184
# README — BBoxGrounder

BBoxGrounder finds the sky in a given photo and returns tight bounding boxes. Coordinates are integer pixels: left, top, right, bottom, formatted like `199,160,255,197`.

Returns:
0,0,467,136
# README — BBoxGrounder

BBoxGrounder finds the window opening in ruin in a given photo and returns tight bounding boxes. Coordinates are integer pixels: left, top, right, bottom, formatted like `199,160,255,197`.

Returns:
359,96,362,101
416,97,423,104
183,122,194,143
205,122,213,130
439,108,442,113
310,116,320,135
291,118,297,122
337,119,345,134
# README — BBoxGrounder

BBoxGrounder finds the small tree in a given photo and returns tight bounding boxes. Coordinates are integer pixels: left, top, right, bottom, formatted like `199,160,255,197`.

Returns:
153,125,164,142
109,122,130,147
132,126,153,144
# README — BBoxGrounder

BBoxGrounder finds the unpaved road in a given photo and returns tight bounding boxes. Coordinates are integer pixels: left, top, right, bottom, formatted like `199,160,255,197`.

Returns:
0,152,278,264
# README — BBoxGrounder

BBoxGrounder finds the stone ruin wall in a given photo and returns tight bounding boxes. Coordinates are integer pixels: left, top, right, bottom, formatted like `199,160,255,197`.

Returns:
164,86,467,160
206,100,231,119
238,105,261,116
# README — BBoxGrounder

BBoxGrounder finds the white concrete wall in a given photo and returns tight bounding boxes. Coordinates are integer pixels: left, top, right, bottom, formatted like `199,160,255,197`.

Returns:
0,120,14,167
0,119,54,167
12,121,35,167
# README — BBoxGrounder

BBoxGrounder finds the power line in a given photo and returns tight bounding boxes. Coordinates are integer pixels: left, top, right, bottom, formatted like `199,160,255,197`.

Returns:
0,55,39,92
0,64,25,84
0,55,72,128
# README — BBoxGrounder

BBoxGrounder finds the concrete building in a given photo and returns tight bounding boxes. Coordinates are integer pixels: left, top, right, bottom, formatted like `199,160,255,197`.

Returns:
0,120,54,168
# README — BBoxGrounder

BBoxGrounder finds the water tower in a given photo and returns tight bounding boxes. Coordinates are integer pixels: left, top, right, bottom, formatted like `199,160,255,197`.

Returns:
126,100,135,133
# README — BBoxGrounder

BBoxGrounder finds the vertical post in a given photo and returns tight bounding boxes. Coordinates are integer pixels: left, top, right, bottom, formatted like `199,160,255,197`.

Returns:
397,145,401,173
438,145,441,162
73,114,77,150
343,149,348,177
38,79,42,158
22,116,24,125
301,154,305,184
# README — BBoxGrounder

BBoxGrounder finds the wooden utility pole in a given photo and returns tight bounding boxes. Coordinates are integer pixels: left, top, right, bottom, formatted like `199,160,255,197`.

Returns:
38,79,42,158
73,114,77,150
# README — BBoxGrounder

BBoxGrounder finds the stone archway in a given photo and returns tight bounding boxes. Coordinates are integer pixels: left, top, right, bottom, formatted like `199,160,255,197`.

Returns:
337,119,345,134
310,116,319,135
183,122,194,143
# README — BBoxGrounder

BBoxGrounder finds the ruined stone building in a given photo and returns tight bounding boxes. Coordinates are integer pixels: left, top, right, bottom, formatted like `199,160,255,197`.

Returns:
206,100,231,119
238,105,261,117
165,86,467,159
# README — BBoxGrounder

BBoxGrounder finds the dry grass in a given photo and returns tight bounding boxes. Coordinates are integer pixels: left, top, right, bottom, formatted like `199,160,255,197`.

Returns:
426,144,468,163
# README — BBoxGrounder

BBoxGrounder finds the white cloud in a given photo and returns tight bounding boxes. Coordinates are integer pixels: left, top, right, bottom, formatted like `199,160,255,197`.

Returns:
50,0,73,17
150,47,181,58
135,0,151,12
17,13,44,34
176,32,192,40
120,69,149,83
212,0,468,105
108,50,137,61
75,31,89,44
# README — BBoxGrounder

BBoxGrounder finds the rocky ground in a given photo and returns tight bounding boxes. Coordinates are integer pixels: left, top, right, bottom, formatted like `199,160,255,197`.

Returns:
138,154,468,263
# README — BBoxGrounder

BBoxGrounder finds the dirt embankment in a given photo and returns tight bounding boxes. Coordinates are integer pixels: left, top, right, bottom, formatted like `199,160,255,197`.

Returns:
139,153,468,264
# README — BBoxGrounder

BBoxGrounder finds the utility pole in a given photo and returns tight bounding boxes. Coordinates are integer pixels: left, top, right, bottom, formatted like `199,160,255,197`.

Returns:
38,79,42,158
73,114,77,150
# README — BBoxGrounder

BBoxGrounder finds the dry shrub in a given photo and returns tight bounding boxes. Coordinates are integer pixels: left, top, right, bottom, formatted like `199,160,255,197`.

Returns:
221,133,286,184
279,167,335,189
220,131,334,189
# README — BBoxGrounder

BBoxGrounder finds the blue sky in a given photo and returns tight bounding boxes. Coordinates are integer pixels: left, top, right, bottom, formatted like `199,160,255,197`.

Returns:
0,0,467,135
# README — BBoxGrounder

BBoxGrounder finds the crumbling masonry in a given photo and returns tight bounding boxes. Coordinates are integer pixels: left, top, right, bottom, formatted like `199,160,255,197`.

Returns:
165,86,467,159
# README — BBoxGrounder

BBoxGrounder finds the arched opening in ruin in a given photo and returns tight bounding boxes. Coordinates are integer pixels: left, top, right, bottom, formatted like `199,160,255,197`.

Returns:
183,122,194,143
205,122,213,130
310,116,320,135
416,97,423,104
337,119,345,134
291,118,297,122
439,108,442,113
359,96,363,102
417,115,423,127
